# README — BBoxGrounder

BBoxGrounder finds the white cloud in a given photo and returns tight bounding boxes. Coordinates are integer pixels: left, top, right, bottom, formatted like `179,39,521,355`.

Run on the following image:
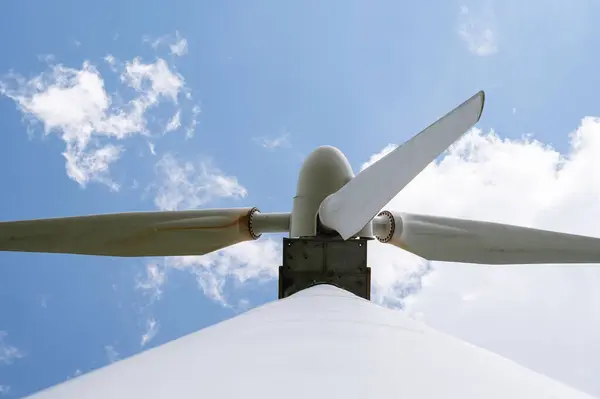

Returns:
146,31,188,57
148,141,156,156
363,117,600,396
104,345,119,364
140,318,159,347
254,132,291,150
136,262,167,301
121,58,183,102
165,238,281,305
0,35,197,189
63,144,122,191
165,110,181,133
186,106,200,138
458,4,498,56
37,54,56,64
148,152,279,306
0,332,22,365
153,153,247,211
361,143,396,168
170,36,188,57
104,54,116,66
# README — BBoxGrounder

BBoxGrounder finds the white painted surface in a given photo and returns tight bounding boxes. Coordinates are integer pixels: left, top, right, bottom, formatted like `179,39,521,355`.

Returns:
0,208,258,257
290,145,355,238
319,91,485,240
29,285,596,398
376,211,600,264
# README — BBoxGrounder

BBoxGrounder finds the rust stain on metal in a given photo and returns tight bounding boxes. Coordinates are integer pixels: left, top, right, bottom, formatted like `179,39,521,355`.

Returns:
155,208,260,240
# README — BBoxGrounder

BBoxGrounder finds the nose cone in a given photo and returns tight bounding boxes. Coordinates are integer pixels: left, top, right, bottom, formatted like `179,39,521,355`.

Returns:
296,146,354,196
291,146,355,237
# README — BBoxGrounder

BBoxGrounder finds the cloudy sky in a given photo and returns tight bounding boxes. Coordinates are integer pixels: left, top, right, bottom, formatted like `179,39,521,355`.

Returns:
1,0,600,397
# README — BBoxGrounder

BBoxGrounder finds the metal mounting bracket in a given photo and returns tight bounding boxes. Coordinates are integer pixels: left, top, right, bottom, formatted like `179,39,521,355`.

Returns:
278,237,371,300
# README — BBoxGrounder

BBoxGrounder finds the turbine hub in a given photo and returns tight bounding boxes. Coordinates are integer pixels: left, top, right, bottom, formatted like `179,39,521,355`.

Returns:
290,146,354,237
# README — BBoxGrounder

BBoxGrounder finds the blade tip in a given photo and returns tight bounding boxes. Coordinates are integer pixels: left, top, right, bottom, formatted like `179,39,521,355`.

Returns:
476,90,485,122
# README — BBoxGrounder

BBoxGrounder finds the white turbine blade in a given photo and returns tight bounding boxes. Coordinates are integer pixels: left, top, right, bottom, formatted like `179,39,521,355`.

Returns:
26,285,594,399
377,211,600,264
319,91,485,240
0,208,266,257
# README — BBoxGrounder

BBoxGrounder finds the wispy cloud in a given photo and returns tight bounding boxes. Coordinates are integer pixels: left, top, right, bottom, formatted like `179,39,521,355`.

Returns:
67,369,82,380
0,385,10,396
136,262,167,301
140,318,159,347
169,35,188,57
145,31,188,57
458,4,498,56
0,332,22,365
148,141,157,156
40,295,49,308
153,153,247,211
186,106,201,139
122,57,183,102
104,345,119,364
144,150,280,306
165,110,181,133
164,238,281,306
254,132,291,150
0,33,198,190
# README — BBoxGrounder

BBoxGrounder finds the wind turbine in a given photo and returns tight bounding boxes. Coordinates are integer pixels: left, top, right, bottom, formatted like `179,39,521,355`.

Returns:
2,91,599,398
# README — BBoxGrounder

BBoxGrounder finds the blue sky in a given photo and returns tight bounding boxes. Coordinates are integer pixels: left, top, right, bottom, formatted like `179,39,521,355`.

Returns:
2,0,600,397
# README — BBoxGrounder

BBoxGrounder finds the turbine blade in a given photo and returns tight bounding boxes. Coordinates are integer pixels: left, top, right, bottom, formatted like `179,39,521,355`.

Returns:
319,91,485,240
0,208,262,257
377,211,600,264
